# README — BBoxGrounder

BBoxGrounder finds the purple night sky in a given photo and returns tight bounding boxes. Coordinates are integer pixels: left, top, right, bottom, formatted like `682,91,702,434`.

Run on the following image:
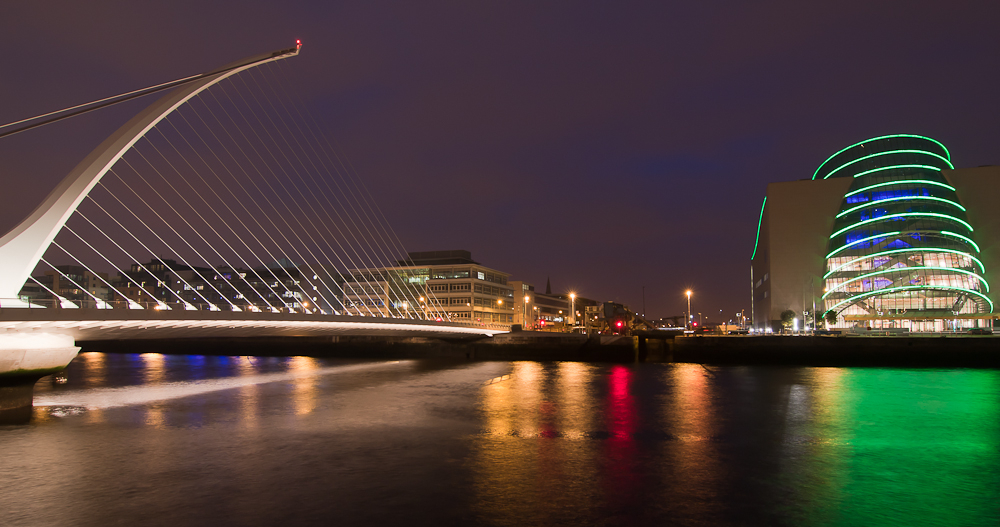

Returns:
1,1,999,321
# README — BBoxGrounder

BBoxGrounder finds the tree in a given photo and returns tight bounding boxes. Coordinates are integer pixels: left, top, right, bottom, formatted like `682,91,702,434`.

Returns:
780,309,796,329
824,310,838,327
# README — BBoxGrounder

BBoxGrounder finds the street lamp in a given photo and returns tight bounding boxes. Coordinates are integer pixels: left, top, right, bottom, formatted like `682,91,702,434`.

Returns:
523,295,530,328
685,290,692,329
569,293,576,328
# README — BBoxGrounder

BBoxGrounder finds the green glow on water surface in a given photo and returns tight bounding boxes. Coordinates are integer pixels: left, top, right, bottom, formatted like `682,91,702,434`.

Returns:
812,369,1000,526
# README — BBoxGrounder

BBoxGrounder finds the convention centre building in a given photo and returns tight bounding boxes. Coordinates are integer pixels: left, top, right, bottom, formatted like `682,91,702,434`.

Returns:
751,134,999,332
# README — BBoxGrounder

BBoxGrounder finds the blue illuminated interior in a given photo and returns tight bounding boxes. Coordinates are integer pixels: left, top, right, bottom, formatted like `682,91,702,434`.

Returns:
845,188,932,204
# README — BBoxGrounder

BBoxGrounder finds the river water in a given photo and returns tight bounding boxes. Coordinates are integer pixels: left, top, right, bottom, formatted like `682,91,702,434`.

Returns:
2,353,999,526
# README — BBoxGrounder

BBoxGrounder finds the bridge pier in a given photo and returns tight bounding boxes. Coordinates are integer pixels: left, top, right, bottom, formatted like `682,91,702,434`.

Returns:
0,333,79,423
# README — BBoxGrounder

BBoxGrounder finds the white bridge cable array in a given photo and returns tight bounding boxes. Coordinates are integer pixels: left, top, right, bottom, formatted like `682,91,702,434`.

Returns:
245,68,432,317
268,61,449,315
20,53,448,320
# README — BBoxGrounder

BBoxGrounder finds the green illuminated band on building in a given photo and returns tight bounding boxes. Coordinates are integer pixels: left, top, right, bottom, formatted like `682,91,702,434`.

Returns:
826,285,994,314
823,150,955,180
823,266,990,299
941,231,981,253
812,134,951,180
825,247,986,278
830,212,973,239
826,231,902,259
836,196,965,218
845,179,956,198
751,196,766,260
847,164,946,180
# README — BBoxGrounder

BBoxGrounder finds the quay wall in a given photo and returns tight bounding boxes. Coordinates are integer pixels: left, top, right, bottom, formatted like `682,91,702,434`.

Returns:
672,335,1000,367
75,333,1000,367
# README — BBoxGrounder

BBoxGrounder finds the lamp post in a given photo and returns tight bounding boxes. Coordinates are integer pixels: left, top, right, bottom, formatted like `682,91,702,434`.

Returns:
523,295,530,328
685,290,692,329
569,293,576,328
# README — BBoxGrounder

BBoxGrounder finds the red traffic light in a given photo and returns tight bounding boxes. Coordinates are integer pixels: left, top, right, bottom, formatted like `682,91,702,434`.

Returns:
616,321,623,327
693,322,698,327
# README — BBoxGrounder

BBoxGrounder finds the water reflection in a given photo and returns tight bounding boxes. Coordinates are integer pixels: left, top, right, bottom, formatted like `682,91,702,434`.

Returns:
141,353,165,385
472,364,1000,526
663,364,719,522
289,356,320,415
9,357,1000,526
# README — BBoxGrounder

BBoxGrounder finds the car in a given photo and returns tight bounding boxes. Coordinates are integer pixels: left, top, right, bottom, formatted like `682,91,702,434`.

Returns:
968,328,993,335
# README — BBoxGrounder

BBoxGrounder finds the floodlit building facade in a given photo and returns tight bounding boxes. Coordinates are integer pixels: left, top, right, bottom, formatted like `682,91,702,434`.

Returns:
752,135,999,332
342,250,516,325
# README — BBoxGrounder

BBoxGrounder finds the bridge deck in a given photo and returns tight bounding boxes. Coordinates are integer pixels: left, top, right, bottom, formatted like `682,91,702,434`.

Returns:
0,309,506,341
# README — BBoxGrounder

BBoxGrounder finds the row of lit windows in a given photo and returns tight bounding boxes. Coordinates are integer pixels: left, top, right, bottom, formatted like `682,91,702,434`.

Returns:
826,272,981,296
827,252,975,275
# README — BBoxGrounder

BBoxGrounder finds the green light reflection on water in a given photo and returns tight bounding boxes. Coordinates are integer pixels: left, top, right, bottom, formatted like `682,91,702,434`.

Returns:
814,369,1000,526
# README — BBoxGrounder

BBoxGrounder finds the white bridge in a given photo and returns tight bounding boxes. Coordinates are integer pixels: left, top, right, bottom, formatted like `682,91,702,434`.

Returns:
0,42,504,380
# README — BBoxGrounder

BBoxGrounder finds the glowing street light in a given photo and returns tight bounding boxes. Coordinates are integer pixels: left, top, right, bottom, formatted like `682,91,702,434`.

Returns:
523,295,530,328
685,290,692,329
569,293,576,328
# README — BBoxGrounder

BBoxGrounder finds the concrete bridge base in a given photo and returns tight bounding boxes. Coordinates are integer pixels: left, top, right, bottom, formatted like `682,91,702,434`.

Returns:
0,334,80,423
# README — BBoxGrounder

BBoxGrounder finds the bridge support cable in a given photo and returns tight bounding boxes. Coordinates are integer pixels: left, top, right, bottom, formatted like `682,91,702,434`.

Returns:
149,119,323,312
224,77,418,319
117,150,282,312
38,257,112,309
159,109,352,315
80,195,229,310
48,240,143,309
248,67,435,320
182,96,381,317
269,61,449,320
200,88,389,316
61,225,165,309
149,115,352,315
98,172,247,311
214,81,411,317
28,277,78,309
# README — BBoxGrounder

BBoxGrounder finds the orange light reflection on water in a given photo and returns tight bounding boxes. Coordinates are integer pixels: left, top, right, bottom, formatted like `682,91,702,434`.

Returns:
289,356,320,416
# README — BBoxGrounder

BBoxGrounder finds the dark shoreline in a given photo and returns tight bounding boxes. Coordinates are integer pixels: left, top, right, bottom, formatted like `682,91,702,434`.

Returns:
74,332,1000,368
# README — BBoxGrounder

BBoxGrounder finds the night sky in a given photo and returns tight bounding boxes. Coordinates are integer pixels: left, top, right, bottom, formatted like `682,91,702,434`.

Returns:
2,1,999,321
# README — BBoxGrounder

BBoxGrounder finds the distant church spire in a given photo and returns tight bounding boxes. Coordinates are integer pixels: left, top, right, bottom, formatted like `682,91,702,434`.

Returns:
545,276,551,294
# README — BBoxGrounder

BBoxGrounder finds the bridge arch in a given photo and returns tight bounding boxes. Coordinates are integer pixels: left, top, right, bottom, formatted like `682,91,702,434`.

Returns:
0,45,300,300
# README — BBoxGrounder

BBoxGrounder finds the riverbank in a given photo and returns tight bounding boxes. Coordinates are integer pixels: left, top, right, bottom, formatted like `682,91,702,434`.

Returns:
75,332,1000,368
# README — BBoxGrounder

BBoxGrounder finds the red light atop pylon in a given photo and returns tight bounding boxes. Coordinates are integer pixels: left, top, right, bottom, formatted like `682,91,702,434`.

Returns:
296,39,302,49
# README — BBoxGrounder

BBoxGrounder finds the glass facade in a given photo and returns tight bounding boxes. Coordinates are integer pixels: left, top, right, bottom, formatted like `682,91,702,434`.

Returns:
820,135,992,330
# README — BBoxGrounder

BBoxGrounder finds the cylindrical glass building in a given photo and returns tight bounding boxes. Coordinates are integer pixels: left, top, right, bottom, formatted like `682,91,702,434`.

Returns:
819,135,992,331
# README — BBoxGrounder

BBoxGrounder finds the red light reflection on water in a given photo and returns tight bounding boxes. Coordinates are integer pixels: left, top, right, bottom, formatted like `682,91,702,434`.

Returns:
602,365,637,503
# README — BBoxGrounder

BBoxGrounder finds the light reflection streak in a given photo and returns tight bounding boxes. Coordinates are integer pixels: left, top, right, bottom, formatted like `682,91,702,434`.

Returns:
555,362,591,439
474,362,601,521
601,365,637,507
33,361,399,410
237,357,260,426
81,352,106,387
664,364,719,516
289,356,320,415
141,353,165,385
